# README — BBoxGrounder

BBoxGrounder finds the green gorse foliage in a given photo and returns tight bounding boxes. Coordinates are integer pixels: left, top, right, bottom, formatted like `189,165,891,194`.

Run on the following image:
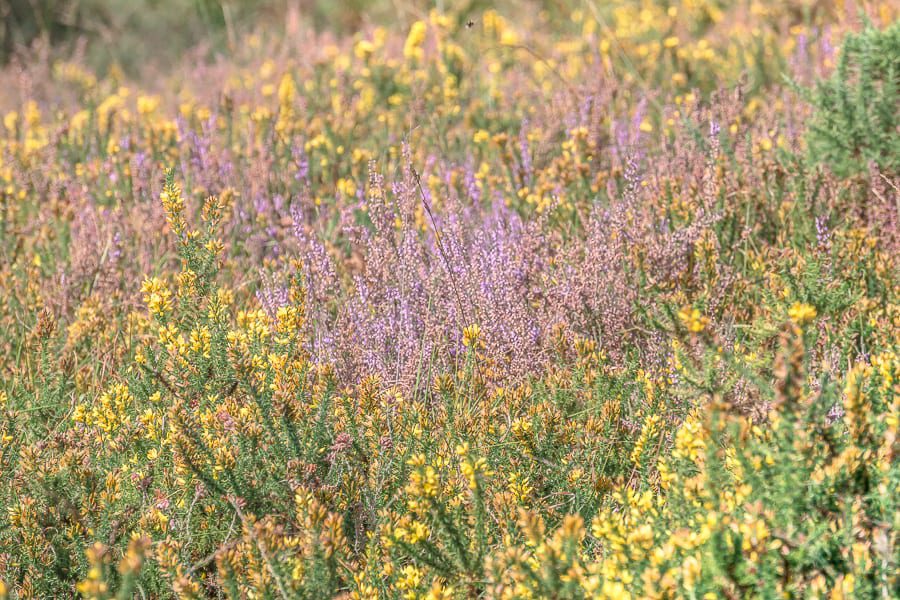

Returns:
805,20,899,177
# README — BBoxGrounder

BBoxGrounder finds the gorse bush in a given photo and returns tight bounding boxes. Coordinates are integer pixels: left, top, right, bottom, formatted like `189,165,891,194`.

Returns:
804,20,899,177
0,2,898,599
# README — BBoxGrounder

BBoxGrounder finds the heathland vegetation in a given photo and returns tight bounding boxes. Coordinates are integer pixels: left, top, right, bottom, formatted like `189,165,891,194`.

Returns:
0,1,897,598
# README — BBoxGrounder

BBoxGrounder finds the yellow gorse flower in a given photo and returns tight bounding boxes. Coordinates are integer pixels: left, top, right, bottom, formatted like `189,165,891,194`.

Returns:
160,177,187,236
404,21,427,61
462,323,481,348
788,302,817,325
678,306,709,333
141,277,173,316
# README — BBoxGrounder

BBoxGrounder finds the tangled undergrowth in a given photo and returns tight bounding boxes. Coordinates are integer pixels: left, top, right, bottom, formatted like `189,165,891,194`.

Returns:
0,1,897,598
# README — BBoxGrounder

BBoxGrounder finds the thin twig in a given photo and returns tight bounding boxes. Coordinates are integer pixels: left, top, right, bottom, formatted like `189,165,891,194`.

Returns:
183,486,202,550
139,363,179,398
409,165,475,330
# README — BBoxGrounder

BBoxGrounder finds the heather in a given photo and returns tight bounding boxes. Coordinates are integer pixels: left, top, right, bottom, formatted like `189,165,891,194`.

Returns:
0,2,898,598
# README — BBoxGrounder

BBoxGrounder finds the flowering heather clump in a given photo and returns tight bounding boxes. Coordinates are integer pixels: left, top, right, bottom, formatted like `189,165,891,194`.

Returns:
0,2,898,598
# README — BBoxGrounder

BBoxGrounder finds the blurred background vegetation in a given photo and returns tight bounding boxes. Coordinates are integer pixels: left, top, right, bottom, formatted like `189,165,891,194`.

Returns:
0,0,509,74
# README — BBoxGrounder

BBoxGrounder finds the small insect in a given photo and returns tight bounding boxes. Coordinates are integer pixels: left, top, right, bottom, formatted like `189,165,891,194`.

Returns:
466,20,475,29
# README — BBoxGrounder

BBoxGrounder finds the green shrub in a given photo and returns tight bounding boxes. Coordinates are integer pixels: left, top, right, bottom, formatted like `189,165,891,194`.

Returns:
805,21,899,177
